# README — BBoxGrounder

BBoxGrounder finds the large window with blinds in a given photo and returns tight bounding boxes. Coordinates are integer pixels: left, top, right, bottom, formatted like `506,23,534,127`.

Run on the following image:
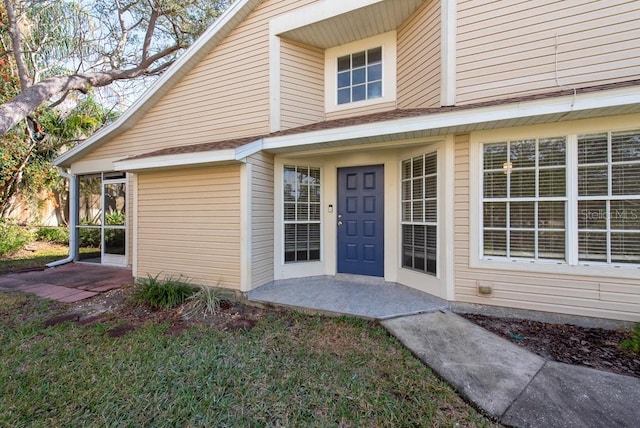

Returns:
578,131,640,264
283,165,321,263
481,129,640,267
482,137,567,260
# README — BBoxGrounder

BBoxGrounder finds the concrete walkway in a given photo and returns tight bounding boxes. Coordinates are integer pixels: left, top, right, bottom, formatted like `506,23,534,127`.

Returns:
249,277,640,427
248,275,448,319
0,263,133,302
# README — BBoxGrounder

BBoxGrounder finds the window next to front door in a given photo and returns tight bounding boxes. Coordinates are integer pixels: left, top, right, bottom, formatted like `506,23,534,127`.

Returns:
401,153,438,276
283,165,321,263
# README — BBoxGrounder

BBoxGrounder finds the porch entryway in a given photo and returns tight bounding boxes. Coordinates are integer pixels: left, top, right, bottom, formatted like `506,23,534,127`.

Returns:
337,165,384,277
247,275,447,319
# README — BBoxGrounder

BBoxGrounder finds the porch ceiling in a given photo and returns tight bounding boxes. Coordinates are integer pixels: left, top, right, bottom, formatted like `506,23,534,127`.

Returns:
274,0,426,49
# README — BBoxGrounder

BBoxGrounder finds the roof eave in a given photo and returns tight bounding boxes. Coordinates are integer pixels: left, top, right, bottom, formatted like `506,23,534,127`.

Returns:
262,85,640,152
113,138,264,172
53,0,261,168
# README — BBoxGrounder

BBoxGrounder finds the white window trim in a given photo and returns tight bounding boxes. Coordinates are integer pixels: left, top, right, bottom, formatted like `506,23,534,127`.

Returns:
324,31,397,113
400,152,439,277
274,159,325,280
469,129,640,280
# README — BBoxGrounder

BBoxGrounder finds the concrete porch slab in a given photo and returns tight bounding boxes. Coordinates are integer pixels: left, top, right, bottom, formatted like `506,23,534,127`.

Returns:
248,275,447,319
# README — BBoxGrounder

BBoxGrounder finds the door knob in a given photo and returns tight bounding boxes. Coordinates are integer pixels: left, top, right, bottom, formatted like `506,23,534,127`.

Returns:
337,221,343,226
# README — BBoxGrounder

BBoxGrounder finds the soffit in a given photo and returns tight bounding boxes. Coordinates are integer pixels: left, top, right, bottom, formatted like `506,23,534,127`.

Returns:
275,0,426,48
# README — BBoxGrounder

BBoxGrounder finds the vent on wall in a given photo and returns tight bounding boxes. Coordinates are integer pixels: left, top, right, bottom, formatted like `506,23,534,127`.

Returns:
477,281,493,296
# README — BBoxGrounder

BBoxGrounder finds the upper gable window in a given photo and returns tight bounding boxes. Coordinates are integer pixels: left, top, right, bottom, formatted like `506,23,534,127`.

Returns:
337,47,382,104
325,31,397,113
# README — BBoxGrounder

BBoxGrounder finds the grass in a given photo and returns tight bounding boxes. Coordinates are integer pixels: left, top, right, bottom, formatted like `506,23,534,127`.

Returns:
0,292,498,427
0,247,69,274
0,246,98,275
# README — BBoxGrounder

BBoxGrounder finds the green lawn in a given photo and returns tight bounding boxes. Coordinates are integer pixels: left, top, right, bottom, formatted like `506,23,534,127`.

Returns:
0,246,98,274
0,292,498,427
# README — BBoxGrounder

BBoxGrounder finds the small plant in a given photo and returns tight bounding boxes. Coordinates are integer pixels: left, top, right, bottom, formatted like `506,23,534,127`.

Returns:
133,274,196,309
184,284,234,317
0,220,33,256
35,226,69,245
621,322,640,353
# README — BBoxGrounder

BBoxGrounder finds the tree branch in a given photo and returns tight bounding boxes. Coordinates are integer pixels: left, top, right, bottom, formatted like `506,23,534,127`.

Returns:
141,8,159,61
3,0,31,89
0,67,147,135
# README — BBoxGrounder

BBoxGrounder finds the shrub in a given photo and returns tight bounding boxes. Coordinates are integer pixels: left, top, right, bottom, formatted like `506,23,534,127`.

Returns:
0,221,33,256
133,274,196,309
35,226,69,245
621,323,640,353
78,226,101,248
184,284,234,317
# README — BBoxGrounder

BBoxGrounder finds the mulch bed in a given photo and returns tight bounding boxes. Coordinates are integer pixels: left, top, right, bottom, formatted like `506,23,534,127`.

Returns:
462,313,640,378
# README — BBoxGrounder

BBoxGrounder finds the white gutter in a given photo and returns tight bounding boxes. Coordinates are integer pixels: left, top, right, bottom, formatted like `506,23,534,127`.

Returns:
47,168,78,267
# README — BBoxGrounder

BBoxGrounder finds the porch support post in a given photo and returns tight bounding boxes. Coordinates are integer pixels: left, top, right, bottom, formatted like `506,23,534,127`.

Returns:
441,0,457,106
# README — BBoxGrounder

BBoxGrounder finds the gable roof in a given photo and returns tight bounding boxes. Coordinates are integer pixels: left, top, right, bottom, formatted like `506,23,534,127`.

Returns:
53,0,262,168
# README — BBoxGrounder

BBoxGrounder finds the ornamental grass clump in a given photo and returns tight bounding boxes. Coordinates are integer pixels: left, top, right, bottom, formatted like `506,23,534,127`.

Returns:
133,274,196,309
184,284,234,318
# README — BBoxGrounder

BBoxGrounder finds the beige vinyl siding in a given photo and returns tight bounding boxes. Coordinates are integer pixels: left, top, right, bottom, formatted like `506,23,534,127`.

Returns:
457,0,640,104
82,0,318,163
453,133,640,322
249,152,275,288
326,101,397,121
136,165,241,289
280,39,325,130
397,0,441,109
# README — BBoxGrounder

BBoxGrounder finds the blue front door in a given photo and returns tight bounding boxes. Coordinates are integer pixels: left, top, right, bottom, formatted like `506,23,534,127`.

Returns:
337,165,384,277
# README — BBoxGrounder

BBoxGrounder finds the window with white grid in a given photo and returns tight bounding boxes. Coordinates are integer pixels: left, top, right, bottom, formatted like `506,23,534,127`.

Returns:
481,129,640,268
283,165,321,263
482,138,567,261
401,153,437,275
578,131,640,264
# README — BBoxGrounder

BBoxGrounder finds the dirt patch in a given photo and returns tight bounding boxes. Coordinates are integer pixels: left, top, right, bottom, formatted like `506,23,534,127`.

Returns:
462,313,640,378
58,285,280,336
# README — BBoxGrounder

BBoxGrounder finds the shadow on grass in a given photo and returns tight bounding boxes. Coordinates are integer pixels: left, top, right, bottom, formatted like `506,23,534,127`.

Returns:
0,247,99,275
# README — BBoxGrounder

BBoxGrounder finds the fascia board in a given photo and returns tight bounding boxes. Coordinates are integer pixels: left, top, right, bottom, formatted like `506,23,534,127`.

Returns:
263,86,640,150
53,0,259,168
113,149,237,171
270,0,381,35
234,139,264,160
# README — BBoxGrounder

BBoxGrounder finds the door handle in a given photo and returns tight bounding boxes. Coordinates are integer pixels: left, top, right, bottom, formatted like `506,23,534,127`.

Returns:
337,221,343,226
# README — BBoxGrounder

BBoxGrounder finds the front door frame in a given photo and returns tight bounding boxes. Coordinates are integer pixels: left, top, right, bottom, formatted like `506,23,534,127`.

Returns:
337,164,385,277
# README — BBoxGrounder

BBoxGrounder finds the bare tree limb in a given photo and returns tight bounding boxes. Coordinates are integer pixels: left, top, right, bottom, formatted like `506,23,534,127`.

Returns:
141,6,159,62
3,0,30,89
48,90,71,109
